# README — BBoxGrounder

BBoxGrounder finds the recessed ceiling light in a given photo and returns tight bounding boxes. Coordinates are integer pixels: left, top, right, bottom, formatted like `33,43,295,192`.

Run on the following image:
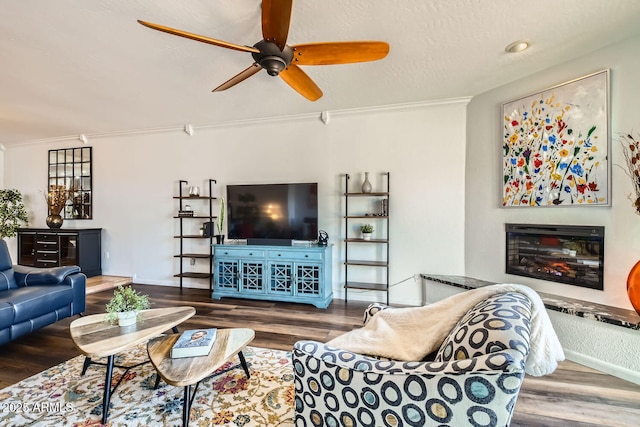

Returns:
505,40,530,53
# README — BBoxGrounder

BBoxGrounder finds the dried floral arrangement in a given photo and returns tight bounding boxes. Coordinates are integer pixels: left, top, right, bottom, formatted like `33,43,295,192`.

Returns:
619,132,640,215
46,185,69,215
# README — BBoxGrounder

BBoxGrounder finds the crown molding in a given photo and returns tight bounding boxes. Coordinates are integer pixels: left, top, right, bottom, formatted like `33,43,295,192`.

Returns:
6,97,472,147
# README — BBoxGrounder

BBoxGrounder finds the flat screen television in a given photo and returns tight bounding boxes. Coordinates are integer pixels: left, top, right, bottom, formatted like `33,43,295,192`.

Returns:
226,182,318,245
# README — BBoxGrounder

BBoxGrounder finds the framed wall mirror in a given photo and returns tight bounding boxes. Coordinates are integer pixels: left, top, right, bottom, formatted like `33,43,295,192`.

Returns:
48,147,93,219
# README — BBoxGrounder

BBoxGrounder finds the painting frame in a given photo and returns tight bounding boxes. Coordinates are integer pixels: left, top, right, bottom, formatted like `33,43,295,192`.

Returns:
501,69,610,208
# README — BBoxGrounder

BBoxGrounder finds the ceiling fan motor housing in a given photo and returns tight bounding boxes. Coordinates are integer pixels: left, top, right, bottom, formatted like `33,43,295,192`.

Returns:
252,40,293,76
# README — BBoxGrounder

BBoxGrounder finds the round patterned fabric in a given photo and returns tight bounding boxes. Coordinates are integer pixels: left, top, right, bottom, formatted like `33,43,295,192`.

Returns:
293,291,532,427
435,292,532,365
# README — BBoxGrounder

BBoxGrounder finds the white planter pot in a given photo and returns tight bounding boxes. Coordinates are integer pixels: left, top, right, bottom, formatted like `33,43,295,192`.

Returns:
117,311,138,326
362,233,372,241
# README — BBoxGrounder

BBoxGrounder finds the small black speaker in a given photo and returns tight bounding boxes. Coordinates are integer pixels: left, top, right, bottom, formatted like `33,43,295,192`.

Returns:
318,230,329,246
202,222,215,237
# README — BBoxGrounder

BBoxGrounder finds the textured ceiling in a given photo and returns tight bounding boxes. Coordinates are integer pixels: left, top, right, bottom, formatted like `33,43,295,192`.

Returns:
2,0,640,145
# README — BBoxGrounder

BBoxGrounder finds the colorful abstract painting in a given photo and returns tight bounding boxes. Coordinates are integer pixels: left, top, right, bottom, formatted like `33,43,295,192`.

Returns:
502,70,609,207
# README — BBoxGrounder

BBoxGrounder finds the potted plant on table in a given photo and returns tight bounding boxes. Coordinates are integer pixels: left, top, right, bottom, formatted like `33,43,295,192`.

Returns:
360,224,374,240
105,285,151,326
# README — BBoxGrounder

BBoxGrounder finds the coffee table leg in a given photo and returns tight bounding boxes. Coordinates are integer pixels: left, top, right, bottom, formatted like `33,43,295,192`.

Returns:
153,373,161,389
81,357,92,375
102,355,115,424
183,385,191,427
238,351,250,378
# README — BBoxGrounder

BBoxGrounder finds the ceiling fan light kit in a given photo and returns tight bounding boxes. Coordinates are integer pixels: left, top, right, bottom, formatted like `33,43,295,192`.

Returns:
251,40,293,76
138,0,389,101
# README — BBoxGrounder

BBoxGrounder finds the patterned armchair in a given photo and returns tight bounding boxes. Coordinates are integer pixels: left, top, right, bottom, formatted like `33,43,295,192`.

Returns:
292,292,533,426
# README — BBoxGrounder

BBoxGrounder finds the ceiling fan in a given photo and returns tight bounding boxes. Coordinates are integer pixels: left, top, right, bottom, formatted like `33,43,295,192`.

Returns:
138,0,389,101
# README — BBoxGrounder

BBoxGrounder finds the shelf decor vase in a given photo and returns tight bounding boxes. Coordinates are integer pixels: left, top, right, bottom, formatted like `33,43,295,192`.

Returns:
46,214,63,229
215,234,225,245
189,186,200,197
362,232,372,241
117,311,138,327
361,172,372,193
627,260,640,315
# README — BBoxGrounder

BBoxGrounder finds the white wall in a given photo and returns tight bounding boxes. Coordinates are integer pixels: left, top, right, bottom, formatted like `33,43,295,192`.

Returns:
466,34,640,310
464,34,640,383
3,100,468,306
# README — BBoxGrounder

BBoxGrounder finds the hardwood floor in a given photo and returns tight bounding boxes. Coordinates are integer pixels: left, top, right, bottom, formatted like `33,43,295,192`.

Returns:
85,275,132,295
1,284,639,426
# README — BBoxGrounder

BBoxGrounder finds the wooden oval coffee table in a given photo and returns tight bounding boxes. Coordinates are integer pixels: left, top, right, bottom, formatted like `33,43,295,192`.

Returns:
70,306,196,424
147,328,255,427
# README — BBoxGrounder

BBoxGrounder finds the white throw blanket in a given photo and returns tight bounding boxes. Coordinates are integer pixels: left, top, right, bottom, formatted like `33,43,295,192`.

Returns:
327,284,565,376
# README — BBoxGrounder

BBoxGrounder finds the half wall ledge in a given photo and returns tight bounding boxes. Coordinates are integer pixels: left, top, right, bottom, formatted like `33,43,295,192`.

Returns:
421,274,640,331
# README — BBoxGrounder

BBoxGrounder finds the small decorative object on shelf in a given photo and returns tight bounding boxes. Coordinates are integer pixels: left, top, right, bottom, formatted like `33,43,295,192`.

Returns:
105,285,151,326
627,260,640,316
189,186,200,197
619,132,640,215
171,328,217,358
361,224,374,240
361,172,372,193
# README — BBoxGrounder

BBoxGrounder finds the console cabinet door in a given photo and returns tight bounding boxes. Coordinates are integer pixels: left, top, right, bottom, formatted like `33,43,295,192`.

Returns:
215,259,240,291
240,260,265,294
295,262,323,298
58,233,79,266
268,262,293,295
18,232,36,266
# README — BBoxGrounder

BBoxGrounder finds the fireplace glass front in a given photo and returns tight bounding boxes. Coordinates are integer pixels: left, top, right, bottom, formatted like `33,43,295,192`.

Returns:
505,224,604,290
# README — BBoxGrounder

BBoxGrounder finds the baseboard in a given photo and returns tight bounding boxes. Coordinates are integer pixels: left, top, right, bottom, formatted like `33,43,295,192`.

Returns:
331,289,419,306
564,349,640,385
133,278,211,290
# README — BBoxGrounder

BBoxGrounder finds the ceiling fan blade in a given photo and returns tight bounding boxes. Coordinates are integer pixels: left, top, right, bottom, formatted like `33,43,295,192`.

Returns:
213,63,263,92
279,64,323,101
290,41,390,65
261,0,293,51
137,20,259,53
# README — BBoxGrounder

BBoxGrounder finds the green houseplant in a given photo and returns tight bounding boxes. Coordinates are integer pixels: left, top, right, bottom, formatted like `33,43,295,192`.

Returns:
215,197,225,244
105,285,151,326
0,189,29,239
360,224,374,240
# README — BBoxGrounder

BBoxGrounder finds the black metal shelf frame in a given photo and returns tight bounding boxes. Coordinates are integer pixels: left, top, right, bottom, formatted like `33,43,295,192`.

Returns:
175,179,217,290
343,172,390,304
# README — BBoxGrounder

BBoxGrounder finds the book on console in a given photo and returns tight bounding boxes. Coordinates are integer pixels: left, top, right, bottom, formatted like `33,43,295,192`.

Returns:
171,328,217,359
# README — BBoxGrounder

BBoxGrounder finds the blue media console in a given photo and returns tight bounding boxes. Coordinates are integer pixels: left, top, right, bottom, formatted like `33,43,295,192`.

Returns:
213,244,333,308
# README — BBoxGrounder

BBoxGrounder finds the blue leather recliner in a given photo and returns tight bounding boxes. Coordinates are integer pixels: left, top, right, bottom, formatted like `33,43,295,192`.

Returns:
0,239,86,345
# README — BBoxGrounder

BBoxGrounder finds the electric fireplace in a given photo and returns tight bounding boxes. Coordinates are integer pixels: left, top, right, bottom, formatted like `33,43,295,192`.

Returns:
505,224,604,290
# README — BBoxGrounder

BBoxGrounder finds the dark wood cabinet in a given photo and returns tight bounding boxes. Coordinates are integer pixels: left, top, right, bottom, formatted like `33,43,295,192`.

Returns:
17,228,102,277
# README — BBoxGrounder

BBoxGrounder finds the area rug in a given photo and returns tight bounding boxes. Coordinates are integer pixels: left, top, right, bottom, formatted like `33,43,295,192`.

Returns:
0,344,294,426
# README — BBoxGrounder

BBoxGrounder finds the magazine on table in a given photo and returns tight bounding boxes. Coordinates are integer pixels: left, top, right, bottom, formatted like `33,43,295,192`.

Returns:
170,328,217,358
